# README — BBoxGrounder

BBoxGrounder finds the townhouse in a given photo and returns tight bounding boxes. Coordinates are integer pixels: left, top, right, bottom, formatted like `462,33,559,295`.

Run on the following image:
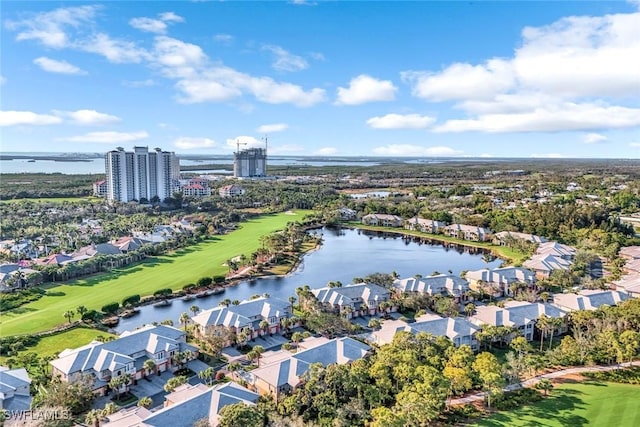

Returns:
465,267,537,297
404,217,446,234
361,213,403,227
311,283,392,318
493,231,547,246
393,274,470,302
523,254,572,279
191,297,293,342
218,184,245,198
613,275,640,298
247,337,370,400
470,301,568,341
552,289,630,312
443,224,491,242
50,325,197,395
0,366,31,411
103,382,259,427
366,314,480,350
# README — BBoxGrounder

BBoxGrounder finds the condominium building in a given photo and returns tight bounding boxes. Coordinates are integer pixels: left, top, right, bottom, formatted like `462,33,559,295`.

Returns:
105,147,180,202
233,147,266,178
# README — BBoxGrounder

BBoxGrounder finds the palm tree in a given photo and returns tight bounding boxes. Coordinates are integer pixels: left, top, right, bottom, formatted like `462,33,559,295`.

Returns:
291,332,303,349
547,317,563,350
252,345,265,367
63,310,75,324
464,303,476,318
137,396,153,409
76,305,88,320
179,312,190,330
232,299,240,306
536,315,551,351
288,296,296,309
198,367,215,385
143,359,157,377
85,409,102,427
219,299,231,307
259,320,270,337
190,305,200,316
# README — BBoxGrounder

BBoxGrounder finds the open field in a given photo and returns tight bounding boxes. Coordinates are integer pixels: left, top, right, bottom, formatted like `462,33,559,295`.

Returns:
0,328,115,364
474,382,640,427
0,196,102,203
0,211,311,337
354,224,528,265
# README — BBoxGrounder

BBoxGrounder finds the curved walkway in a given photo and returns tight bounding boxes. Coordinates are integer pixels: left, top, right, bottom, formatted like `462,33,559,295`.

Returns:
450,361,640,406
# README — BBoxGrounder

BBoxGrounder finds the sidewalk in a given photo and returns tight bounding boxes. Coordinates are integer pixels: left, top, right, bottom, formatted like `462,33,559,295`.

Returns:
450,361,640,406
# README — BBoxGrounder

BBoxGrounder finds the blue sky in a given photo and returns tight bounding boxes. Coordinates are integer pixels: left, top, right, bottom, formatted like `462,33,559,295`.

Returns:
1,1,639,158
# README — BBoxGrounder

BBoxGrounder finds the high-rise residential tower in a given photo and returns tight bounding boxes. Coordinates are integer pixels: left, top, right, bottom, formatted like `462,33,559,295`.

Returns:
233,147,267,178
105,146,179,202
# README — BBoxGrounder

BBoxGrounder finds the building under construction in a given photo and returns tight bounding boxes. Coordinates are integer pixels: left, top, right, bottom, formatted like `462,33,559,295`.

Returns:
233,146,267,178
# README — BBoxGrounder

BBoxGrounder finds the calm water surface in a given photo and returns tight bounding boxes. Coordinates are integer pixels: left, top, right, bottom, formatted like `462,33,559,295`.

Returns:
113,227,501,332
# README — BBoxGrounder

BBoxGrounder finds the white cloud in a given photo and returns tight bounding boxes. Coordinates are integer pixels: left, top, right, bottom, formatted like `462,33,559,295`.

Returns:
123,79,156,88
583,133,608,144
309,52,325,61
315,147,337,155
55,109,121,125
403,9,640,134
262,45,309,72
129,12,184,34
336,75,397,105
6,5,98,48
129,17,167,34
372,144,463,157
366,113,436,130
159,12,184,23
225,136,264,150
629,142,640,148
530,153,566,158
433,102,640,133
269,144,304,154
174,137,216,149
257,123,288,133
80,33,149,63
402,60,515,102
0,111,62,126
214,34,234,44
33,57,86,75
61,131,149,143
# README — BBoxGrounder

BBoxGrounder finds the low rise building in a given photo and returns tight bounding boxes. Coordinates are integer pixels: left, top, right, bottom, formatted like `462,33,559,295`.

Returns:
465,267,536,297
443,224,491,242
50,325,197,395
0,366,31,411
493,231,547,246
404,217,446,234
552,289,630,312
247,337,370,400
393,274,470,302
218,184,245,198
361,214,403,227
93,180,107,197
192,297,292,343
312,283,392,318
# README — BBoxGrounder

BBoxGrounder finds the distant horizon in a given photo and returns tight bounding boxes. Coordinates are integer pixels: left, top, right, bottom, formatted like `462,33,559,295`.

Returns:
1,2,639,158
1,150,639,161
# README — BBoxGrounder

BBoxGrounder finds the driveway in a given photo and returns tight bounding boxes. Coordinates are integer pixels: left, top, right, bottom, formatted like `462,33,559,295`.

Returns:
187,359,211,376
250,334,288,350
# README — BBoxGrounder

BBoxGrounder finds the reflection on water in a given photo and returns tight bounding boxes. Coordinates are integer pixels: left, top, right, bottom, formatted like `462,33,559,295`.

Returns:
113,227,502,332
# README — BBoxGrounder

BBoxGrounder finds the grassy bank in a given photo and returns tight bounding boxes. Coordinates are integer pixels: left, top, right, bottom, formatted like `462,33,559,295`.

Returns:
0,328,115,365
353,224,528,265
0,211,311,337
474,382,640,426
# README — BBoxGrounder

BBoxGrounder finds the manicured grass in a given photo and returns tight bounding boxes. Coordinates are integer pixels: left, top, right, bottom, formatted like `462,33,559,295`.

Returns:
0,211,311,337
0,327,115,364
0,196,102,203
474,382,640,426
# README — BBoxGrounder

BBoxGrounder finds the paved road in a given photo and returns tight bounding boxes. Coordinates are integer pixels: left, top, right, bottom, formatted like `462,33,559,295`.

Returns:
450,361,640,406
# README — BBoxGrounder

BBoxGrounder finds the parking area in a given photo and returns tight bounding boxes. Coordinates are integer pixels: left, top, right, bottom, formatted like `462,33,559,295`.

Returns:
249,334,288,350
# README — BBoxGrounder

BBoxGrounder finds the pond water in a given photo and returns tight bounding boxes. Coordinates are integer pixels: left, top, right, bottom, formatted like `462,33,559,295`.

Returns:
113,227,502,332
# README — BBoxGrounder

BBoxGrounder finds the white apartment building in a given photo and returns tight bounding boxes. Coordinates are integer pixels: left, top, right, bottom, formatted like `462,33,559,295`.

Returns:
105,146,180,203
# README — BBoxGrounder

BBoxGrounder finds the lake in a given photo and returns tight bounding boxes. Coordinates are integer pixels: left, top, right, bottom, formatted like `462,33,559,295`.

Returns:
113,227,502,332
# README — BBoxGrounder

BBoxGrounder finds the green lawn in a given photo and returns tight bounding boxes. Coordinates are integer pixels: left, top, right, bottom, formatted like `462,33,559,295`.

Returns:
0,328,115,364
474,382,640,426
0,211,311,337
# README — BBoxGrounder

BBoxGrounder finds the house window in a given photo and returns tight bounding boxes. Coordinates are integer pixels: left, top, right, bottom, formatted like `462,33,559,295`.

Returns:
117,370,121,376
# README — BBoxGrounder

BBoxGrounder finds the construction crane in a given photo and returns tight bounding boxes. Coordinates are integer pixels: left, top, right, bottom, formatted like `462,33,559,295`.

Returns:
235,139,247,154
